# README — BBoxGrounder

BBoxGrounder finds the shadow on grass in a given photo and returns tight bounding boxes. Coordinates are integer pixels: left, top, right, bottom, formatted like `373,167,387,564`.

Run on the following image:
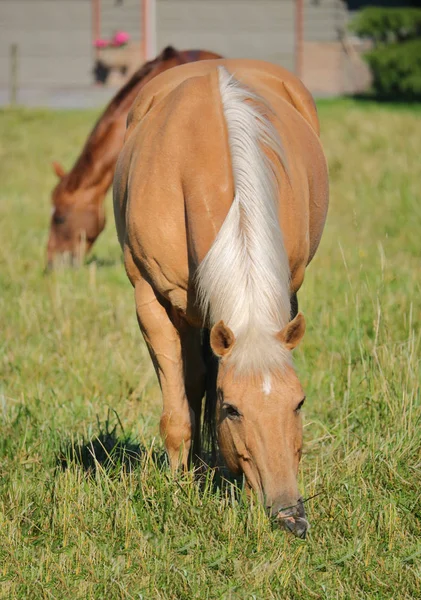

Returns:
57,411,167,475
57,410,241,491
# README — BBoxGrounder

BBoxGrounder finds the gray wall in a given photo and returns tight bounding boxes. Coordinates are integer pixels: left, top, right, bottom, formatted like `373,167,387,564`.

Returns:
0,0,143,89
304,0,347,42
157,0,296,71
0,0,92,87
157,0,347,73
100,0,142,44
0,0,349,103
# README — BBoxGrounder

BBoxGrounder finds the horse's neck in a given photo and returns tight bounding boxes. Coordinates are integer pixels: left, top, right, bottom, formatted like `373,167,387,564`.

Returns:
70,58,178,201
94,161,116,195
71,114,127,201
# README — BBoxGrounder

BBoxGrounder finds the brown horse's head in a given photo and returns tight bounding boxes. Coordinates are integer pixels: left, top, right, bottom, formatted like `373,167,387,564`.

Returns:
46,162,106,268
210,312,308,537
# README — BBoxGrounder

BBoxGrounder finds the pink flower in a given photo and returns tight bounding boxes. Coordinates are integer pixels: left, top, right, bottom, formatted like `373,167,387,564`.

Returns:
94,39,108,48
111,31,130,47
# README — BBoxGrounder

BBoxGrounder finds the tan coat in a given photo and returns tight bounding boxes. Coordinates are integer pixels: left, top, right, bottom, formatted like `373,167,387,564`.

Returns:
115,59,328,316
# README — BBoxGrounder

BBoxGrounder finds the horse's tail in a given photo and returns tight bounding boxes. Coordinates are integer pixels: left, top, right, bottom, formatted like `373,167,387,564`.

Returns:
196,66,291,375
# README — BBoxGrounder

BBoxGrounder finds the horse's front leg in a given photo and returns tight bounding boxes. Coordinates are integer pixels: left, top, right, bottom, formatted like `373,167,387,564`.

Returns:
290,292,299,320
180,326,206,463
134,278,194,470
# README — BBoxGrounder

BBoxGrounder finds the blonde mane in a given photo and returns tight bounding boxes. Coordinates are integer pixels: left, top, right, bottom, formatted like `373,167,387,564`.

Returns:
196,67,291,374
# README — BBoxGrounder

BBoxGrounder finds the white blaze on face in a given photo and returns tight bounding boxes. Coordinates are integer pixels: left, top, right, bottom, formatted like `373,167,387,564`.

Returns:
263,374,272,396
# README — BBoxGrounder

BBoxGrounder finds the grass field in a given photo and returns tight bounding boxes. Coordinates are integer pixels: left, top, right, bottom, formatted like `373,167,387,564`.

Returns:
0,99,420,599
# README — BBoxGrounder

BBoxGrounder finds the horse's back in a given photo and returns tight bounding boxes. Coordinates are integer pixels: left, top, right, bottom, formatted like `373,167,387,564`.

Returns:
126,59,320,137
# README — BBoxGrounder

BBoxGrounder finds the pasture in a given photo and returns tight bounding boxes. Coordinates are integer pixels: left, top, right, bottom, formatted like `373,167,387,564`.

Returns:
0,100,420,599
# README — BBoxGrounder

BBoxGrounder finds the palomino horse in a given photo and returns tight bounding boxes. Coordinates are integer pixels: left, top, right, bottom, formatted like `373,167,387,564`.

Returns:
46,46,221,268
113,59,329,537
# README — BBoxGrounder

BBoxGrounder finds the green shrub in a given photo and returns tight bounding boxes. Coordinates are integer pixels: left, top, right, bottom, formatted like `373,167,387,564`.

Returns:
350,7,421,44
349,8,421,99
365,39,421,99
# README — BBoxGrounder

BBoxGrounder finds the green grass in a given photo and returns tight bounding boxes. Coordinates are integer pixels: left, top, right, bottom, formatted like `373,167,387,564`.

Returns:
0,99,420,599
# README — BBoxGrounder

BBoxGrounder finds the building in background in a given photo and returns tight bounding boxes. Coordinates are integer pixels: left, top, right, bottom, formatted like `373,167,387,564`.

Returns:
0,0,375,107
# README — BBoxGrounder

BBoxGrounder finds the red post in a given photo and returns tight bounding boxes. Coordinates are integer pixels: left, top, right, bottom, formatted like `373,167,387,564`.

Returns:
142,0,156,61
141,0,147,61
295,0,304,79
92,0,101,58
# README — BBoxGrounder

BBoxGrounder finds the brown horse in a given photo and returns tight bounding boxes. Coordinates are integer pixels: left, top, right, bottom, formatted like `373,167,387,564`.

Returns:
46,46,221,268
113,59,329,537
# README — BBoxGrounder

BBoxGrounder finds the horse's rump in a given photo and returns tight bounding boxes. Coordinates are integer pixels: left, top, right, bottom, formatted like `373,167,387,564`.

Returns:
116,60,328,311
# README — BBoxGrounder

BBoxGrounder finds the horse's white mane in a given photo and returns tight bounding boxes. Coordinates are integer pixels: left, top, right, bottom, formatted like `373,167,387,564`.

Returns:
196,67,291,374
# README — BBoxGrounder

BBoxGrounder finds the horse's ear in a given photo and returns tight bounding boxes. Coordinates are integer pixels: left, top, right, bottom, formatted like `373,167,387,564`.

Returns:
52,161,66,179
277,312,306,350
210,321,235,357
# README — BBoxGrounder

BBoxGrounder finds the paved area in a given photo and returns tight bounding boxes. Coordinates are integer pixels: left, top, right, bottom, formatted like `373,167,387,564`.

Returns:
0,86,117,109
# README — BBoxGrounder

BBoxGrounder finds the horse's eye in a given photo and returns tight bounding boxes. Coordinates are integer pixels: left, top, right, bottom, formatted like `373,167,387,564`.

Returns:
53,214,66,225
223,404,242,420
295,397,306,413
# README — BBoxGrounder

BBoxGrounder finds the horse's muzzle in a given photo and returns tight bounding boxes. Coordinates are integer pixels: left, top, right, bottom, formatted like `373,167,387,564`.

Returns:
275,497,309,539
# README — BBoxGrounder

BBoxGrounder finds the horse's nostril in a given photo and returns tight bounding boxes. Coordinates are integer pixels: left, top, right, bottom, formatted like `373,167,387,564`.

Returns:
277,514,309,538
275,499,309,538
279,514,296,532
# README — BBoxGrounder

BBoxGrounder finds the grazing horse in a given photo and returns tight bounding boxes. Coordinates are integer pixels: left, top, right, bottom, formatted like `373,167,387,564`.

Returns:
113,59,329,537
46,46,221,268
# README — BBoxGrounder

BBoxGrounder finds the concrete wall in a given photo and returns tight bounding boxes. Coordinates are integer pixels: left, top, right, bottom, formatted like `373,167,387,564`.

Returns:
0,0,143,89
304,0,347,42
157,0,296,72
100,0,142,44
0,0,92,87
0,0,359,104
157,0,348,74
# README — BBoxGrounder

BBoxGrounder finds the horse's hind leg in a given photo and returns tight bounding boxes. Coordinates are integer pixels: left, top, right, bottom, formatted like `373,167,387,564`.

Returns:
134,277,194,470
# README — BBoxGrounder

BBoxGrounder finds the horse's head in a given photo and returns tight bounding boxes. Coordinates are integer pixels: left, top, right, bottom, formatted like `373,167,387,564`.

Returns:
46,162,106,269
210,312,308,538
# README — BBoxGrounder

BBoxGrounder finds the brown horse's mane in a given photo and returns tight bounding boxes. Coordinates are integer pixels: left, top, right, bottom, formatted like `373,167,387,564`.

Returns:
62,46,183,193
